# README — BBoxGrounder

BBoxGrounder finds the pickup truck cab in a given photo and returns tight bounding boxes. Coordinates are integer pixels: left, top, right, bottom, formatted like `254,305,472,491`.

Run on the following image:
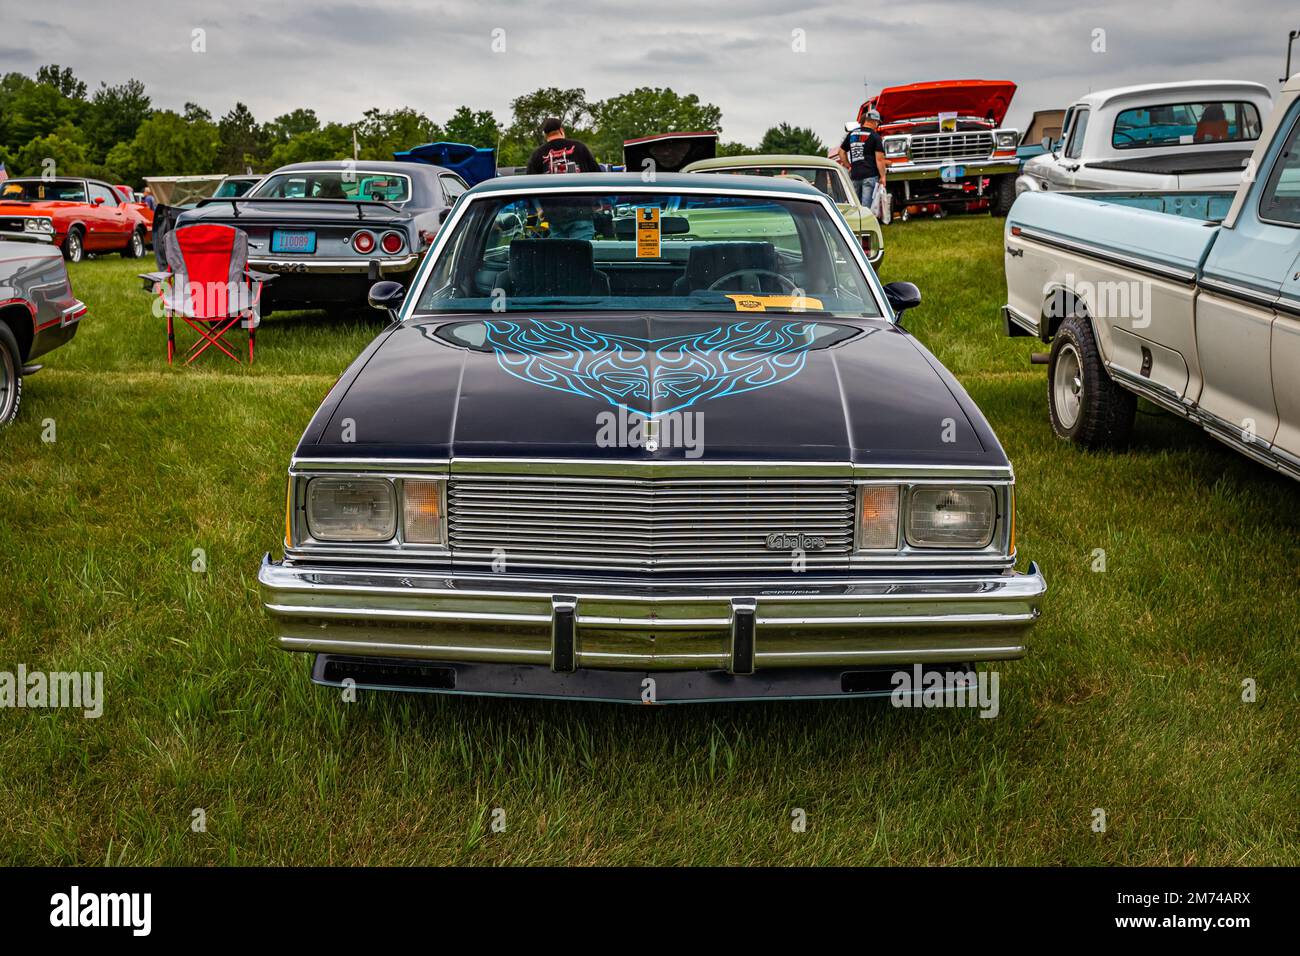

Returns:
1002,73,1300,482
1018,81,1272,196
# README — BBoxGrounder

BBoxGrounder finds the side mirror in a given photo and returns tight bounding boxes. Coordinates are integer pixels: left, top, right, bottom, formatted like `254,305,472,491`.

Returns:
883,281,922,317
92,196,106,206
368,280,406,314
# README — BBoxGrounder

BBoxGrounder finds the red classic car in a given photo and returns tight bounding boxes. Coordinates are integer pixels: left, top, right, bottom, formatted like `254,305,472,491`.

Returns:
0,177,150,262
114,184,154,244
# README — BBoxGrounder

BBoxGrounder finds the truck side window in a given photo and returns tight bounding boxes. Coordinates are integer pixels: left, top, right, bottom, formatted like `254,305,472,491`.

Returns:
1259,114,1300,227
1065,110,1089,160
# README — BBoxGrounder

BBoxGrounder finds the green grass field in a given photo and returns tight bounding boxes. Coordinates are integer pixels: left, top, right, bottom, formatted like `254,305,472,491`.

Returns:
1,217,1295,865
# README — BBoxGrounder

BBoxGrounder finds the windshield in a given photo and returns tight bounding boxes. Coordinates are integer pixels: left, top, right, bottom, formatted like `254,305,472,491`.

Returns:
250,171,411,202
1112,101,1263,149
414,190,882,318
0,179,87,202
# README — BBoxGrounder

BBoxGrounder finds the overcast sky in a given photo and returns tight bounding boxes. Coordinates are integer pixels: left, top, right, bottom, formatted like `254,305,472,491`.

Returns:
4,0,1297,148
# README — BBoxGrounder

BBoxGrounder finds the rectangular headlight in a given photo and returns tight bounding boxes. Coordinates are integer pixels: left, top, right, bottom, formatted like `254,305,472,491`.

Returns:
306,477,396,541
883,136,909,158
402,479,445,545
994,130,1019,150
906,487,996,549
857,485,900,550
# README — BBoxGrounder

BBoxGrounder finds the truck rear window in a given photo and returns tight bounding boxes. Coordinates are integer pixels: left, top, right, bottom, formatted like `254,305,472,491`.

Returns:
1112,101,1262,150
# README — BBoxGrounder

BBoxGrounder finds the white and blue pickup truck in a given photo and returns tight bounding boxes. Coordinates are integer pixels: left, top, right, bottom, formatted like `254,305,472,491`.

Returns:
1002,73,1300,483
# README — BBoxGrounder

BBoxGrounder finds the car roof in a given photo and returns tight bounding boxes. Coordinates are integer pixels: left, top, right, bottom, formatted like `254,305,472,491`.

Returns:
682,154,843,172
468,171,825,196
1071,80,1272,111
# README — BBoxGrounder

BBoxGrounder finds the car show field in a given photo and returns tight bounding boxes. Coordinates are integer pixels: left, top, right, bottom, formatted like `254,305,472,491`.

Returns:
1,217,1294,865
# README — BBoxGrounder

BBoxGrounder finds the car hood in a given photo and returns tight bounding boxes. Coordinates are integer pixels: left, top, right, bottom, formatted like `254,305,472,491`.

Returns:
300,313,1004,466
865,80,1017,126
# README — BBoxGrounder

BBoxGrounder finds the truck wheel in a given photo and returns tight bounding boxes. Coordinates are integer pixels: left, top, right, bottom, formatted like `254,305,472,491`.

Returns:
0,322,23,426
1048,315,1135,448
124,227,145,259
62,228,84,263
989,174,1017,217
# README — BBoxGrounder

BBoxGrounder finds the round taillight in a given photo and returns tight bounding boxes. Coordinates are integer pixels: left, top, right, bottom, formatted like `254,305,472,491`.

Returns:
352,231,375,254
380,231,403,254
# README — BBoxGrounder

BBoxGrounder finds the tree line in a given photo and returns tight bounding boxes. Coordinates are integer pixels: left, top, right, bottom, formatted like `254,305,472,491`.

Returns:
0,66,829,186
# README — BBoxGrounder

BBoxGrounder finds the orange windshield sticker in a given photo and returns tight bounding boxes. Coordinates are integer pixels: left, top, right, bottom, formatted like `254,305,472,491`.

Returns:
635,206,660,258
725,294,824,312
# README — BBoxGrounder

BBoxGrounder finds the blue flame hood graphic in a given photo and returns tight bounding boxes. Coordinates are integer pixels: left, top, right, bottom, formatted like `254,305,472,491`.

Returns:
481,319,819,418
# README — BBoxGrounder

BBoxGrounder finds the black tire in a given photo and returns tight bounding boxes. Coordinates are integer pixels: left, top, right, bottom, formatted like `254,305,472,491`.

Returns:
0,322,23,426
62,227,84,263
989,174,1017,217
1048,314,1136,449
124,227,145,259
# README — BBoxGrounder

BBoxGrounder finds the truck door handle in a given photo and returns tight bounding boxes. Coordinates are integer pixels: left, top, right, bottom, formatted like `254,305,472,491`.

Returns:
1063,164,1080,172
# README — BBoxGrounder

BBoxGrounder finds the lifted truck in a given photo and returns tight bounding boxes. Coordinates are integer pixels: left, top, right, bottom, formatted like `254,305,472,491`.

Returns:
860,79,1022,218
1002,73,1300,482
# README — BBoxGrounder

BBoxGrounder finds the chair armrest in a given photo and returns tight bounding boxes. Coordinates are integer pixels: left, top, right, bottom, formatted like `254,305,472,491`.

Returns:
138,271,170,291
245,269,277,284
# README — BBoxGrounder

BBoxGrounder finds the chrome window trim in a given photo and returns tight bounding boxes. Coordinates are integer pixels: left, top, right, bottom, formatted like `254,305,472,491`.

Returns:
249,168,414,204
397,182,892,323
1255,105,1300,229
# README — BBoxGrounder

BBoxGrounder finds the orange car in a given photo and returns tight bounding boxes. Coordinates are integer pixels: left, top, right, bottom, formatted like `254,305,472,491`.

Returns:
0,177,150,262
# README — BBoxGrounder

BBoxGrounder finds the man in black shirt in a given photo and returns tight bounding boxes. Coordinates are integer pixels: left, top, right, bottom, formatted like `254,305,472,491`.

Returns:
525,117,601,238
838,109,887,207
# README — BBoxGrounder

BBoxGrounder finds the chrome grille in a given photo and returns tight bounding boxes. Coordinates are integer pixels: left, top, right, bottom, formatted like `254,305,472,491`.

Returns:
448,476,856,574
908,132,995,164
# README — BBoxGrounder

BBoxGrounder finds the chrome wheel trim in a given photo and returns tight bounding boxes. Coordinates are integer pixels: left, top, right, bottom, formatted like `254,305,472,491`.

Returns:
1053,342,1084,430
131,230,143,256
67,232,82,262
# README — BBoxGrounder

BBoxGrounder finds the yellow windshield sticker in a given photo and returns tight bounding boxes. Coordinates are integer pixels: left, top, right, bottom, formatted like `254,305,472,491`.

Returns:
635,206,660,258
726,294,824,312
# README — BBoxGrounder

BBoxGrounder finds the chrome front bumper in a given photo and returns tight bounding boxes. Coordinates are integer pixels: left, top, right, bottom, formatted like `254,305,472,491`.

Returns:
888,159,1020,182
259,556,1046,676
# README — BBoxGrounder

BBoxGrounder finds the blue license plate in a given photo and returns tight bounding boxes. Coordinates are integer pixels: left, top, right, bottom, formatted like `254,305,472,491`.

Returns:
271,230,316,253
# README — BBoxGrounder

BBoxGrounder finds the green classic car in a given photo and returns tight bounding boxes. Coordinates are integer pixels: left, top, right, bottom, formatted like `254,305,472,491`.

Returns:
682,153,885,267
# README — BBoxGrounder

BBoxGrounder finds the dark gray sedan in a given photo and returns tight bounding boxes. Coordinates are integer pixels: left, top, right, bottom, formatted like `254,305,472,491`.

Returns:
0,232,87,424
174,161,468,314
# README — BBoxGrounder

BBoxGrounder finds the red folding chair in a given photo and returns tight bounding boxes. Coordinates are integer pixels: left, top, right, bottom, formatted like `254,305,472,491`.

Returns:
139,223,274,365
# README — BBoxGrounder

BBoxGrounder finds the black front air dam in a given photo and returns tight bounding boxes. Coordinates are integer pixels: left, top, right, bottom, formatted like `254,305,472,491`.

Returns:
312,654,977,704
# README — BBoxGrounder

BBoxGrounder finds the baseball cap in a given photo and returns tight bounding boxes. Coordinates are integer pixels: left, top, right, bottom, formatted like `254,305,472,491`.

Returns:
863,109,882,122
541,117,564,134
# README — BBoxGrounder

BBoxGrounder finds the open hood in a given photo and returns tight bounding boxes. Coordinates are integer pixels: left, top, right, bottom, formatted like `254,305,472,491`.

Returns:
861,80,1017,126
393,141,497,187
622,132,718,173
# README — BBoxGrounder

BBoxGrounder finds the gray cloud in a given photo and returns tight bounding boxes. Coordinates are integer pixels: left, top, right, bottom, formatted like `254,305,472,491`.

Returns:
5,0,1296,148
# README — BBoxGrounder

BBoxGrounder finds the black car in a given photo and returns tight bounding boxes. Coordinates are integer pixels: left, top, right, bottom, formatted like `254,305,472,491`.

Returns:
257,173,1045,703
174,161,468,314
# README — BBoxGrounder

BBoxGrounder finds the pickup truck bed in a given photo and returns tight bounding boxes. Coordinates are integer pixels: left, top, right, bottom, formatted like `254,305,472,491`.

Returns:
1086,150,1253,177
1006,189,1233,283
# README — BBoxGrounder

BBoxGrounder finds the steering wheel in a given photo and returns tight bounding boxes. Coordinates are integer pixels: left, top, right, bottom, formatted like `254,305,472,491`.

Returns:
706,269,799,294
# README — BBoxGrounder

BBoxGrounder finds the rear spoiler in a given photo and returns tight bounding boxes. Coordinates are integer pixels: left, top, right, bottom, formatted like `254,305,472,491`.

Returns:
193,197,402,218
394,141,497,187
